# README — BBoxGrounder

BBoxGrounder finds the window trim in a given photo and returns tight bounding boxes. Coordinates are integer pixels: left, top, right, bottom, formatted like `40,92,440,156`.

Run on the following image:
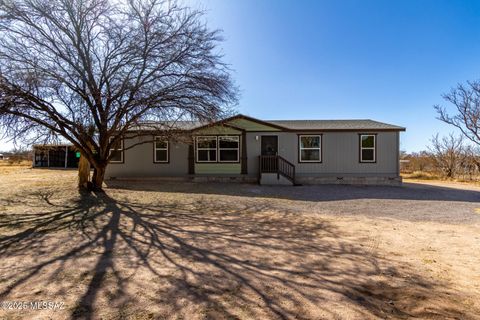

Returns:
194,135,241,163
108,136,124,163
218,135,240,163
196,136,218,163
153,136,169,163
359,133,377,163
298,134,322,163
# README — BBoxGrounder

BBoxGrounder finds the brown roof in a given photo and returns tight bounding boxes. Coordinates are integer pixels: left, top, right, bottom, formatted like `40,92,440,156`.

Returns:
266,119,405,131
132,115,405,132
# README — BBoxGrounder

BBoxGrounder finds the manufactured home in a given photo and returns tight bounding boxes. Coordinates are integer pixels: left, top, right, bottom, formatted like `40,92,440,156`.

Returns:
105,114,405,185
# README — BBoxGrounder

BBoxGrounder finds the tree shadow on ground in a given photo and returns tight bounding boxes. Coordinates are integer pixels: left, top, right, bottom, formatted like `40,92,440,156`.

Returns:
105,180,480,204
0,189,476,319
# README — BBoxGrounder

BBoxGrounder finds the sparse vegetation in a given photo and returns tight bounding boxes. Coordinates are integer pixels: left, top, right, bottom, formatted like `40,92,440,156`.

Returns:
0,168,479,319
401,133,480,185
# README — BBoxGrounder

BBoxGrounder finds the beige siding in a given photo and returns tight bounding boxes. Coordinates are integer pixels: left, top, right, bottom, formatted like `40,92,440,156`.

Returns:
195,163,241,174
246,131,399,177
106,131,400,179
105,135,189,178
194,126,242,135
228,118,281,131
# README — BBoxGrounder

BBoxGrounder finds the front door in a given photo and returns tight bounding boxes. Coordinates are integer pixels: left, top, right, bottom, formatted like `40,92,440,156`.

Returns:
261,136,278,156
261,136,278,172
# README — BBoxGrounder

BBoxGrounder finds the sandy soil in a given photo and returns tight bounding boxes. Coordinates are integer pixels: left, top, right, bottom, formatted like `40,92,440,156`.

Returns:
0,167,479,319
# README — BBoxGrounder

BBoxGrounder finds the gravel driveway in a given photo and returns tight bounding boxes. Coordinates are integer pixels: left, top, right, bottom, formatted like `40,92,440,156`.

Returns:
0,168,479,319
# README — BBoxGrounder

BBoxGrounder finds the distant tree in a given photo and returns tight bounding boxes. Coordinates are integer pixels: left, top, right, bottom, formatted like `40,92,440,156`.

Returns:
435,81,480,146
462,145,480,180
402,151,435,173
428,133,465,178
0,0,237,190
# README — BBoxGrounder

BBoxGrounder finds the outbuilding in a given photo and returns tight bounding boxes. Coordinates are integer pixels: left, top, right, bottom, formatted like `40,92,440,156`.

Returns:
32,144,79,168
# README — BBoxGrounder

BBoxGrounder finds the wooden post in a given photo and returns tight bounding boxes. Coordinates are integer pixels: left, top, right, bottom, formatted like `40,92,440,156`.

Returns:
64,146,68,168
188,141,195,175
47,148,50,167
241,131,248,174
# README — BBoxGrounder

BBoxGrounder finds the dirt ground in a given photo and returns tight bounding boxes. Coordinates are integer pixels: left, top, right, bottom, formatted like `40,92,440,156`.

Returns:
0,167,479,320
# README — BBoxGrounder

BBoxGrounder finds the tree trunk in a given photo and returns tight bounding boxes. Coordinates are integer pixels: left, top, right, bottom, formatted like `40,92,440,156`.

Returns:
92,165,106,190
78,155,91,189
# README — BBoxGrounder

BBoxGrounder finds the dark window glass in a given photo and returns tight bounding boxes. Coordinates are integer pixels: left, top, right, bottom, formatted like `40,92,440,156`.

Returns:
156,150,167,162
219,137,239,148
300,136,320,148
362,149,374,161
110,150,122,162
109,137,123,162
198,150,216,161
111,139,122,150
361,135,375,148
155,140,167,149
197,137,217,149
220,150,238,161
301,149,320,161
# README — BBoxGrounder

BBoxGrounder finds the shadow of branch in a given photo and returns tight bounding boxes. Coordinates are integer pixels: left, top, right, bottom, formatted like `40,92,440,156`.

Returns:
0,189,475,320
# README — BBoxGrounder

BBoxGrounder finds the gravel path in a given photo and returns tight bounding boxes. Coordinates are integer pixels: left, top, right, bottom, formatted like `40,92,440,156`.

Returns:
0,168,479,319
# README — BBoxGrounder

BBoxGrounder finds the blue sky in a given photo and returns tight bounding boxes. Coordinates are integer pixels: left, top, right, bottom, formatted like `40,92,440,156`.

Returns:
2,0,480,152
196,0,480,152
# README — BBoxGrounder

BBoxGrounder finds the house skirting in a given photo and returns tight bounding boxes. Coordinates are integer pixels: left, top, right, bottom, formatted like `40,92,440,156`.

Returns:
108,174,258,184
191,175,257,183
296,175,402,186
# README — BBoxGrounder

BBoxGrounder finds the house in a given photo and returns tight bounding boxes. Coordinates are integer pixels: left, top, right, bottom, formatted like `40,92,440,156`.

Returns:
0,153,3,160
105,114,405,185
32,144,79,168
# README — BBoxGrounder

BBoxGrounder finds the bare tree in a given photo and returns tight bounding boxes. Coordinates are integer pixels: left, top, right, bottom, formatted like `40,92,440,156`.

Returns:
428,133,465,178
435,81,480,146
462,145,480,180
0,0,237,189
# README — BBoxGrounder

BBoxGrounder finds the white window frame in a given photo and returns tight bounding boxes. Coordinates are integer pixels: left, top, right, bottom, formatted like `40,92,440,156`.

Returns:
154,136,169,163
299,135,322,163
218,136,240,163
196,136,217,163
109,136,123,163
360,134,376,163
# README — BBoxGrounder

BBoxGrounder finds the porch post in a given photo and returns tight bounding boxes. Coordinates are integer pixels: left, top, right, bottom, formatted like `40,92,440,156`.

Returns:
241,131,248,174
64,146,68,168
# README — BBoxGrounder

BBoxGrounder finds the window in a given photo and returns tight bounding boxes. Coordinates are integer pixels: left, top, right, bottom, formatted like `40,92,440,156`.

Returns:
218,136,239,162
299,135,321,162
196,136,217,162
360,134,376,162
109,136,123,163
154,137,169,163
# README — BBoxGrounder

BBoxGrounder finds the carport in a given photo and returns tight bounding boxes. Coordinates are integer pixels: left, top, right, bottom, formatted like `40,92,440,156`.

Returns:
33,144,79,168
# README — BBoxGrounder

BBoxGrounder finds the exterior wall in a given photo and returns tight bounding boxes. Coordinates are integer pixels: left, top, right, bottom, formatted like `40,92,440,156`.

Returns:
228,118,281,131
105,135,189,178
194,126,242,135
195,163,241,174
106,130,401,182
246,131,400,178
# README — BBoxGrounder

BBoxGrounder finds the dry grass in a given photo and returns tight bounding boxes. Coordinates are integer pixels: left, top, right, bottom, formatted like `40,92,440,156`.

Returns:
0,160,32,174
402,171,441,180
402,171,480,187
0,168,479,319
